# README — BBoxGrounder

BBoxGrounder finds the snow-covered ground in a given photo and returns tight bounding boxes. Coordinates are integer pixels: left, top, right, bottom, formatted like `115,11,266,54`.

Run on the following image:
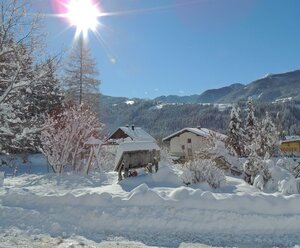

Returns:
1,158,300,247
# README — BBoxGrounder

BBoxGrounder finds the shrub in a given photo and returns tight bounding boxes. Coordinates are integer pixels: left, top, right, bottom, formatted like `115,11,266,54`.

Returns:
181,159,226,189
276,158,300,178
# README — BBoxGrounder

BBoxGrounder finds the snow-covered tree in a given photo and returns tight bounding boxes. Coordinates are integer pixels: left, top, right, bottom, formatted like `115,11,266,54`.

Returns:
17,58,64,151
0,0,62,153
181,159,226,189
33,58,64,114
41,103,104,174
195,132,242,175
63,39,100,106
243,143,270,185
256,112,278,158
245,97,256,153
225,106,246,157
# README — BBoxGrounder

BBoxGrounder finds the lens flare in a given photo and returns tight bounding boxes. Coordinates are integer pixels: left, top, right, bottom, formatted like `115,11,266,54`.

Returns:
54,0,102,39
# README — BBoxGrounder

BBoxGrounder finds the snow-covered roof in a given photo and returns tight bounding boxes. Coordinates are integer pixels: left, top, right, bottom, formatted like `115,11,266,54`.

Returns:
85,136,103,145
114,141,160,170
281,136,300,143
108,126,156,142
162,127,227,142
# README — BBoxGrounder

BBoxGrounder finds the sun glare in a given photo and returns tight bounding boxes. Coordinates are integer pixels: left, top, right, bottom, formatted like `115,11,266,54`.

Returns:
64,0,101,38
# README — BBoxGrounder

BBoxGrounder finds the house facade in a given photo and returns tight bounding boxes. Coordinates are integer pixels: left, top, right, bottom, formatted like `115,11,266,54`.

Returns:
163,127,226,161
280,137,300,156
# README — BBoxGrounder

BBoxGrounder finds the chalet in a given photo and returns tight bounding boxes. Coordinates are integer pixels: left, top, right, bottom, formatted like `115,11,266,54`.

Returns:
106,125,156,144
106,126,161,178
163,127,226,162
280,136,300,156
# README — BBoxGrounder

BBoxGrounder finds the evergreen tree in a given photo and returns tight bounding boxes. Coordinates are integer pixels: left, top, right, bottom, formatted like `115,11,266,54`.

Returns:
63,39,100,107
225,106,245,157
245,96,256,148
19,58,64,151
33,58,64,114
0,0,63,153
0,40,38,153
256,112,278,158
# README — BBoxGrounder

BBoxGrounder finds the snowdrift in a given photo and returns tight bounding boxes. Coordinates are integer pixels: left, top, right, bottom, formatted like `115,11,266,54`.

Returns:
1,163,300,246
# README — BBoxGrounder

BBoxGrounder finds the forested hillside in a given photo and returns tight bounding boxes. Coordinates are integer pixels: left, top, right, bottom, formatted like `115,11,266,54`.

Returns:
100,95,300,139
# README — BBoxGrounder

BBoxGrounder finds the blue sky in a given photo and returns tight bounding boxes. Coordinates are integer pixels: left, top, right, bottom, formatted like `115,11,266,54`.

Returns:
34,0,300,99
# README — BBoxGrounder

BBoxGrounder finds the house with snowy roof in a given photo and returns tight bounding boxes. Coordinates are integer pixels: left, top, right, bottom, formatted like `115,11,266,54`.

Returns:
106,125,156,144
106,125,160,177
280,136,300,156
162,127,226,162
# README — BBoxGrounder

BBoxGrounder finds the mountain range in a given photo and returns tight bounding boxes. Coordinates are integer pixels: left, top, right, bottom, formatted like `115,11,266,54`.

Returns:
99,69,300,138
153,70,300,104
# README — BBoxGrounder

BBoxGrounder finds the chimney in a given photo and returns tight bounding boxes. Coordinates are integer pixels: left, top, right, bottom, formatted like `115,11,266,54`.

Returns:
131,124,135,131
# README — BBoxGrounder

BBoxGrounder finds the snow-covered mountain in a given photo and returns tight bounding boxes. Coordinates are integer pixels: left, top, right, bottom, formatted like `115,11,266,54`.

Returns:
154,69,300,104
99,69,300,138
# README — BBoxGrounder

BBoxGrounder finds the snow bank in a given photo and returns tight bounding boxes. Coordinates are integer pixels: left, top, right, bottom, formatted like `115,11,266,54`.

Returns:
119,163,181,190
0,154,49,176
1,163,300,246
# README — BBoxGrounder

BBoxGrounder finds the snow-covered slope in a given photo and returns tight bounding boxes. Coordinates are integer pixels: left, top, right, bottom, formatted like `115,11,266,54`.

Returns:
1,164,300,247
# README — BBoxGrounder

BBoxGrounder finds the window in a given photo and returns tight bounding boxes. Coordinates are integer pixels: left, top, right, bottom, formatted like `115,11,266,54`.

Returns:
187,138,192,143
182,145,185,150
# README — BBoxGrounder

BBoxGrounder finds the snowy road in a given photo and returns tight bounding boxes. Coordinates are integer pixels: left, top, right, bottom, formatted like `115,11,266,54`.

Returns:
1,165,300,247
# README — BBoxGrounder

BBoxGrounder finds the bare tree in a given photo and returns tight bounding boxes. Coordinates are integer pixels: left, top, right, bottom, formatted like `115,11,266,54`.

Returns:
63,38,101,106
41,103,104,174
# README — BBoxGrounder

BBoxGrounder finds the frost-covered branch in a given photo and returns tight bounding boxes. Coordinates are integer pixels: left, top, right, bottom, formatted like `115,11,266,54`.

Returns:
41,103,104,174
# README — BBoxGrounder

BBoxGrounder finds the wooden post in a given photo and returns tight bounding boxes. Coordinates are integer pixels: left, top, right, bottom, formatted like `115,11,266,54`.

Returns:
85,148,94,175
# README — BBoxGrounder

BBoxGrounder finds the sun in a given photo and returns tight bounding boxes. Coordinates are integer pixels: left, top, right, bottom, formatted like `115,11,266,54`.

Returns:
63,0,102,38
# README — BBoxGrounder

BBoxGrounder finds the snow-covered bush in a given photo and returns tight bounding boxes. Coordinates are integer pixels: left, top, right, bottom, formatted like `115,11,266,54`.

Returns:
93,145,117,172
263,164,300,194
253,174,265,190
250,158,300,195
278,178,300,195
181,159,226,189
243,143,271,185
195,132,242,176
211,137,243,175
276,157,300,178
41,103,104,174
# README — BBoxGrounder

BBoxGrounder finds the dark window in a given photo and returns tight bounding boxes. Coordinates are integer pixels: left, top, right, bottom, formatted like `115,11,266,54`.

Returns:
187,138,192,143
182,145,185,150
